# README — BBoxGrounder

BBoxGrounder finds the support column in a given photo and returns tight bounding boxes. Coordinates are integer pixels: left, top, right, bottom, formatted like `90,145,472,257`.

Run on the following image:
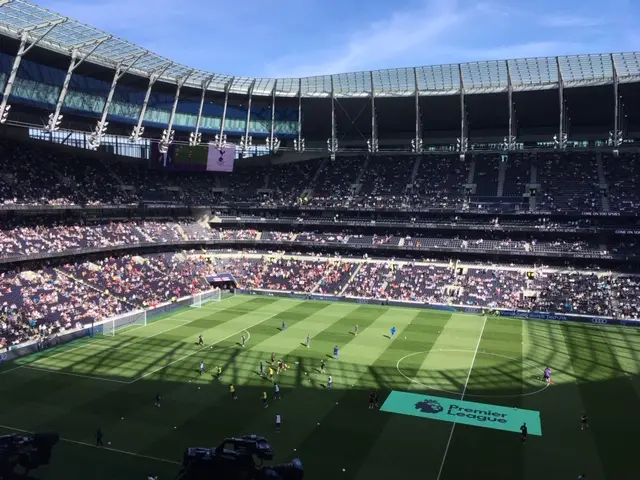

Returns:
216,78,233,147
267,80,279,153
45,37,110,132
611,53,622,149
555,56,566,150
368,70,378,154
328,76,337,159
458,64,468,156
506,61,515,151
159,70,193,153
0,19,66,123
190,76,214,146
295,78,304,152
241,80,255,156
412,67,422,153
130,62,172,142
88,53,145,148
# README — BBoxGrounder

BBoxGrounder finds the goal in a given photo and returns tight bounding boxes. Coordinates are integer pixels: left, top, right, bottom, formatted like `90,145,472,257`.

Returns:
101,310,147,336
190,288,222,308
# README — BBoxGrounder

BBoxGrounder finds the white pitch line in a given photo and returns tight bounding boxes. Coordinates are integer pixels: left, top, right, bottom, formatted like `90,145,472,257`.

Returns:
130,311,280,383
21,366,131,384
0,424,180,465
435,316,487,480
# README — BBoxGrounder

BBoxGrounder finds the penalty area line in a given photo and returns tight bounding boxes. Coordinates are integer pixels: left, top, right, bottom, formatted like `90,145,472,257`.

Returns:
0,424,180,466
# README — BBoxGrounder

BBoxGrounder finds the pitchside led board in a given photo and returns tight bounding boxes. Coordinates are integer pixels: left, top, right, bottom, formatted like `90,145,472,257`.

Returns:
381,391,542,436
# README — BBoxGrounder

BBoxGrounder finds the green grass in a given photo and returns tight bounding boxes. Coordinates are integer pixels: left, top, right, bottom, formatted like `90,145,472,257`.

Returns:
1,295,639,479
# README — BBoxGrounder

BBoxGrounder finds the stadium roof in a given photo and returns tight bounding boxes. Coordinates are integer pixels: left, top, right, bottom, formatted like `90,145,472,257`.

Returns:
1,0,640,98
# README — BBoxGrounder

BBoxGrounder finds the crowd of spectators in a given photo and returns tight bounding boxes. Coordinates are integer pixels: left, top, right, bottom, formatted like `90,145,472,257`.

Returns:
2,138,640,213
3,251,640,349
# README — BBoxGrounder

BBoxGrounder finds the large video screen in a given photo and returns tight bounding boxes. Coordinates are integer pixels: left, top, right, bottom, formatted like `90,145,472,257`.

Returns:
149,142,236,172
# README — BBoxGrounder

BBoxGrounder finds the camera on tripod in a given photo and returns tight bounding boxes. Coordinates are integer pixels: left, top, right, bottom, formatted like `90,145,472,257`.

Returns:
177,434,303,480
0,432,59,478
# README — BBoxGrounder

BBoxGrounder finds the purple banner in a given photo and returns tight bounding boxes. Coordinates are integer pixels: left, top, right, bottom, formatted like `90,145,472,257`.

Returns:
207,144,236,172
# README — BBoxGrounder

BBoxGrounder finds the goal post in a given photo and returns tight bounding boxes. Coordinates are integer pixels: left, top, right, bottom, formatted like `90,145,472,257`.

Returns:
190,288,222,308
101,310,147,336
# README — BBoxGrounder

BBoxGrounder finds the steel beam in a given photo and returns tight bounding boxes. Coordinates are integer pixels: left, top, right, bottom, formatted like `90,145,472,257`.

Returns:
165,70,194,140
218,78,233,142
297,78,303,150
330,76,336,155
89,52,145,145
242,80,256,155
130,62,172,141
0,20,66,123
612,53,620,147
413,67,421,152
370,70,377,153
556,56,564,148
45,37,109,132
459,64,467,152
268,80,277,152
193,76,214,144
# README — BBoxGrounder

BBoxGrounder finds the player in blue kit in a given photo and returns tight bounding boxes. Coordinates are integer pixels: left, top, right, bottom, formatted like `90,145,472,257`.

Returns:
333,345,339,359
200,361,206,375
543,367,551,383
520,423,527,443
390,327,396,339
154,393,161,407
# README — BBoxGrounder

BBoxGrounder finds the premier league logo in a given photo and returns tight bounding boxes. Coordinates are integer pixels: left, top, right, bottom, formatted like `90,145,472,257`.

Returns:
415,398,443,414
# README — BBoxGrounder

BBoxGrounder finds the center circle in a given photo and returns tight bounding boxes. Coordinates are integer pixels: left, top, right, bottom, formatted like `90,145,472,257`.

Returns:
396,349,550,399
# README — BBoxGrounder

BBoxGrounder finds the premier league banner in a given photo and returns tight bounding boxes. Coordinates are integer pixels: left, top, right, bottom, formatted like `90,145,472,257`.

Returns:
206,144,236,172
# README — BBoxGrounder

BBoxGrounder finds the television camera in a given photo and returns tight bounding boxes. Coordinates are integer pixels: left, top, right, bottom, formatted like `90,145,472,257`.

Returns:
177,434,303,480
0,432,59,479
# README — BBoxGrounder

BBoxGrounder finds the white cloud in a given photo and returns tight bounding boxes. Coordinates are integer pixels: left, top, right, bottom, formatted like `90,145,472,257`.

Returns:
539,16,609,28
265,0,468,77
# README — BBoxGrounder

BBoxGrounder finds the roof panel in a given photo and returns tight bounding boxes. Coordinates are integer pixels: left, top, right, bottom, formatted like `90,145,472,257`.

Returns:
372,68,414,94
1,0,639,99
416,64,460,92
559,54,613,84
508,57,558,86
275,77,299,96
301,75,331,97
461,60,508,90
613,52,640,79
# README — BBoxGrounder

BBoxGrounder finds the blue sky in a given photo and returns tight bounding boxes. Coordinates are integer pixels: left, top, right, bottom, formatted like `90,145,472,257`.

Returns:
36,0,640,78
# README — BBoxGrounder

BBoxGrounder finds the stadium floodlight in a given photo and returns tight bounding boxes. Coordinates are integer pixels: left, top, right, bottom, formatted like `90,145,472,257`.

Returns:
411,138,423,154
456,137,468,153
158,128,175,154
44,113,63,132
87,121,109,150
265,137,281,153
0,104,10,124
213,133,227,149
326,137,338,155
239,135,252,151
553,133,567,150
189,131,202,147
293,138,305,153
367,138,378,153
129,126,145,142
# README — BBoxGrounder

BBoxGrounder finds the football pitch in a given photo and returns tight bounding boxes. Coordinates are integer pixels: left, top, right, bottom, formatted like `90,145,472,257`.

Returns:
1,295,640,479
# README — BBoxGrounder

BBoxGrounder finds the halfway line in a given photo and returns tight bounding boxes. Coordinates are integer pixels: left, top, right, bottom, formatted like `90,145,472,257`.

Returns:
436,315,487,480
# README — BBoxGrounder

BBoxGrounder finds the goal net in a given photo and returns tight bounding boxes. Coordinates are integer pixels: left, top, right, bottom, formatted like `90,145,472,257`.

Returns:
101,310,147,336
190,288,222,308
